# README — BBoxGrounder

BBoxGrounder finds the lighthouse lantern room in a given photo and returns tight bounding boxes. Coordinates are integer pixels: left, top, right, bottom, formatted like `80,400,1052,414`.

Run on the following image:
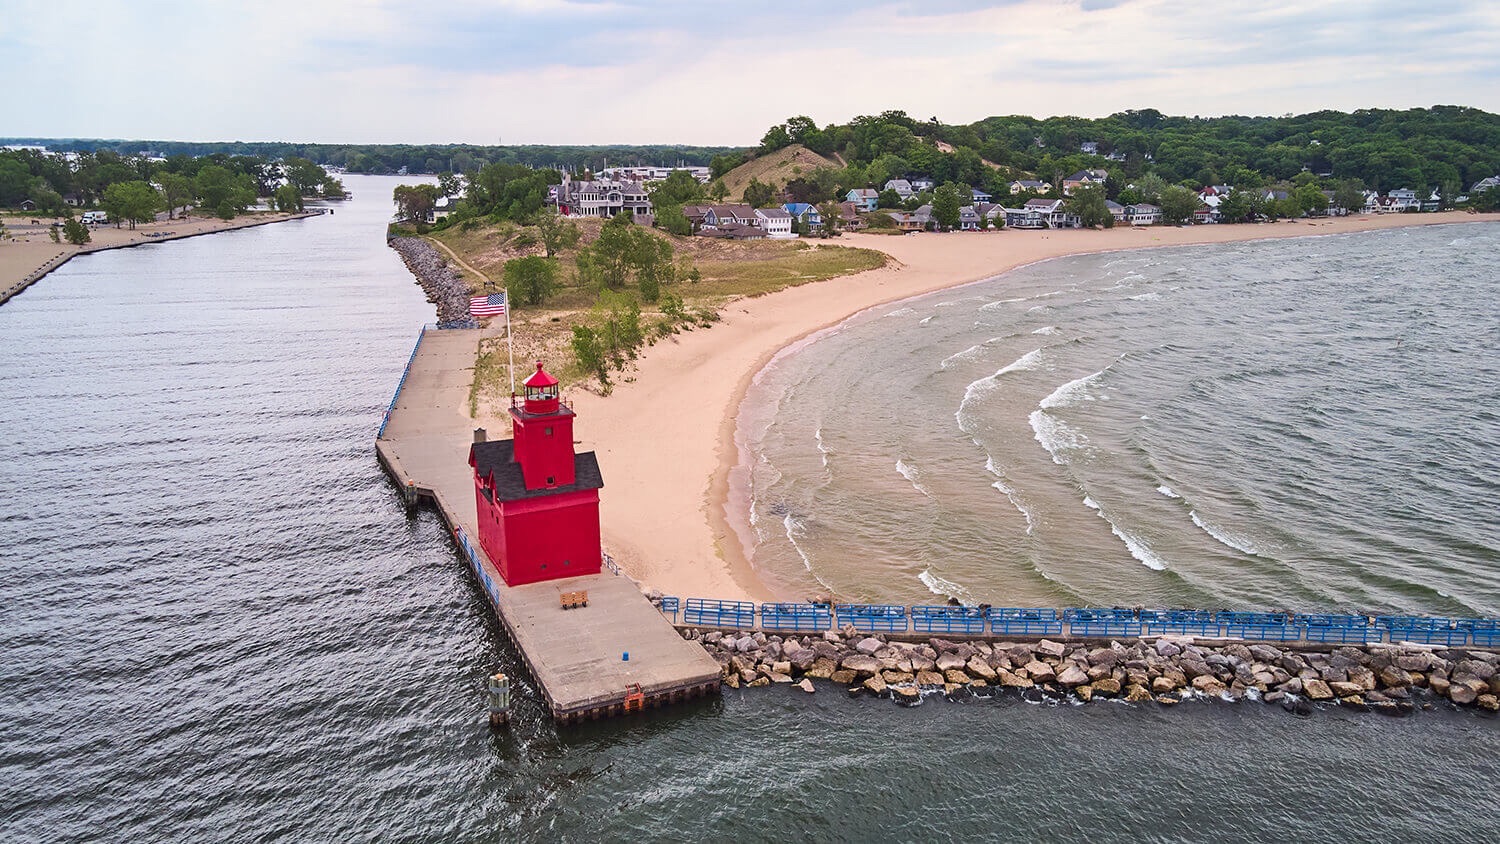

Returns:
468,362,604,587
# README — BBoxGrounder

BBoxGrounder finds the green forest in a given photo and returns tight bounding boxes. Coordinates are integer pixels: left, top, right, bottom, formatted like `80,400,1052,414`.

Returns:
739,106,1500,202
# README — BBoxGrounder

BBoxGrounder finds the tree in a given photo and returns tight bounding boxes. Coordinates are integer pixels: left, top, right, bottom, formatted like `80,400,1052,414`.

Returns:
1471,186,1500,212
760,123,792,152
571,325,610,391
1217,189,1255,223
159,172,195,219
532,209,580,256
1294,182,1329,216
931,182,966,230
707,179,728,202
647,170,703,207
817,201,842,237
273,183,304,212
101,181,162,229
1332,180,1366,214
655,204,692,236
62,217,90,245
1067,184,1113,228
437,171,462,197
321,175,346,198
743,177,774,208
392,183,440,224
877,188,902,209
504,255,559,306
282,157,327,195
1158,184,1201,225
195,165,256,218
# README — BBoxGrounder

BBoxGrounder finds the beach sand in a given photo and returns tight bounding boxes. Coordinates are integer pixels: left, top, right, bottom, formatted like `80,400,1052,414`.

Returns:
547,211,1500,603
0,211,317,302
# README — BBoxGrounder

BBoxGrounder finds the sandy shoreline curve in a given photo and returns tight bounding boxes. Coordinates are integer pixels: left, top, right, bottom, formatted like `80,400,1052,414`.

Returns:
559,211,1500,603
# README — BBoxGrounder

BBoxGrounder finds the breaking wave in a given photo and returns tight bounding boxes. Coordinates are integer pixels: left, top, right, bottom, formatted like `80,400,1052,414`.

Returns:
1084,496,1169,571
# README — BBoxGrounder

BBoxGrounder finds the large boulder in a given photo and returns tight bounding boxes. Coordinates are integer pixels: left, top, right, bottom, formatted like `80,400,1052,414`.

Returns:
806,658,837,680
944,669,972,685
829,669,856,685
1125,683,1152,702
1303,679,1334,700
788,648,818,673
1329,681,1365,698
998,670,1033,689
840,654,881,677
967,657,998,682
1092,677,1122,696
1058,664,1090,687
862,675,888,695
1154,639,1182,657
935,652,968,673
916,671,946,686
1429,675,1452,697
1024,661,1056,684
1087,647,1121,668
1191,675,1227,696
734,635,759,653
796,678,815,693
1248,644,1284,663
1037,639,1067,657
1448,683,1478,705
855,637,884,656
1478,694,1499,712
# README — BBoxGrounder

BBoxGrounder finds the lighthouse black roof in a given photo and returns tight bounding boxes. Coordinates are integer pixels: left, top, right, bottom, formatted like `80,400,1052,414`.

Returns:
469,440,604,502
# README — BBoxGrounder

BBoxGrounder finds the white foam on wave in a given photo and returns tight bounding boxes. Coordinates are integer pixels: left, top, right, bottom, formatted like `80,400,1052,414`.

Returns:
1039,370,1105,410
1128,292,1161,301
1156,485,1180,499
783,513,836,591
996,348,1044,376
814,427,829,468
1031,326,1060,335
1028,409,1085,465
919,315,934,325
991,478,1037,535
895,459,931,497
884,307,916,318
1083,496,1169,571
1189,510,1261,556
939,337,1007,370
919,568,972,602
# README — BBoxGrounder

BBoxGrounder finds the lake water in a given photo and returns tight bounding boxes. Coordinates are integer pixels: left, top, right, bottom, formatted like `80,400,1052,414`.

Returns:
1,187,1494,841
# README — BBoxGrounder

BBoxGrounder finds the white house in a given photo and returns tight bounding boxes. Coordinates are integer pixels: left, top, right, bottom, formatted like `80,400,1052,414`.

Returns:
1124,203,1161,225
884,179,914,199
755,207,795,238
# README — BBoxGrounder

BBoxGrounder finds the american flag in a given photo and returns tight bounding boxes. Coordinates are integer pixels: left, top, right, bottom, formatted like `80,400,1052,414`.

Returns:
469,292,507,317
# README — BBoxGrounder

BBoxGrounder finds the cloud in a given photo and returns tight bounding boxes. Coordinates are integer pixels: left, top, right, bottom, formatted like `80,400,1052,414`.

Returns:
1,0,1496,144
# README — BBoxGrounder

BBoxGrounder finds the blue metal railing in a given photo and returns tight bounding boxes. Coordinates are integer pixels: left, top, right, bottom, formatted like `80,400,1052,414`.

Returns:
760,602,833,631
988,607,1064,637
1148,610,1221,637
1218,611,1301,641
1376,615,1467,646
1299,614,1376,644
657,596,680,623
911,605,988,635
454,525,499,606
835,604,910,633
377,326,426,439
1065,608,1144,638
650,596,1500,648
682,598,756,628
1460,619,1499,647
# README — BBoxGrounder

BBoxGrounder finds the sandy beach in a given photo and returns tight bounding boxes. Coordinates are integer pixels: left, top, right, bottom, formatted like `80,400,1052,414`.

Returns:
555,211,1500,602
0,210,320,304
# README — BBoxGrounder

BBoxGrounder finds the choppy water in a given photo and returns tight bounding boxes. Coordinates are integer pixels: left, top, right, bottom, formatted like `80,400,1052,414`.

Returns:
1,194,1494,842
740,224,1500,619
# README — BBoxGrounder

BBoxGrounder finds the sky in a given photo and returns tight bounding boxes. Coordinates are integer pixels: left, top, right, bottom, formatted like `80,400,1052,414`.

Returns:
2,0,1498,146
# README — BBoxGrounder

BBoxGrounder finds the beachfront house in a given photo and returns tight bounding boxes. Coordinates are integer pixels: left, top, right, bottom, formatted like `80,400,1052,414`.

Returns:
1387,189,1421,212
846,188,879,212
755,207,795,238
1022,198,1080,228
1003,206,1045,229
884,179,915,200
958,205,983,230
1124,203,1161,225
782,202,822,230
889,210,924,232
1471,176,1500,194
837,201,866,231
1105,199,1127,224
426,195,458,224
970,187,992,203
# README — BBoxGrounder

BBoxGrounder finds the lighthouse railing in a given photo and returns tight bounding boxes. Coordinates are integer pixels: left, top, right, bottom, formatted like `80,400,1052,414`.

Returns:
1376,615,1467,646
682,598,756,628
834,604,909,633
760,602,833,631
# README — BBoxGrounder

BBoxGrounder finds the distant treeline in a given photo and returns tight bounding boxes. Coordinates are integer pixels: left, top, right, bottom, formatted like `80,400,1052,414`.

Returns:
738,105,1500,198
0,139,742,176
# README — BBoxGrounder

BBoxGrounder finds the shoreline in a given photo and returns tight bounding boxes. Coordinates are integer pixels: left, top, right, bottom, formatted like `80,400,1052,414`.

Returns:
565,210,1500,603
0,210,322,306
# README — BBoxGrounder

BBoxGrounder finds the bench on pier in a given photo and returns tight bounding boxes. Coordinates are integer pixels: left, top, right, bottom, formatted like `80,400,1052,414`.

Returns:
560,590,589,610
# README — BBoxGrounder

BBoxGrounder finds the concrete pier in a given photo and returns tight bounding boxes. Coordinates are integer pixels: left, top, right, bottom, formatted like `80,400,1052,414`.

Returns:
375,327,720,723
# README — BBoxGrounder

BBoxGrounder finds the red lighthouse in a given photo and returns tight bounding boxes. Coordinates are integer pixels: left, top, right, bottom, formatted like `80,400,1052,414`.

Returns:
468,362,604,586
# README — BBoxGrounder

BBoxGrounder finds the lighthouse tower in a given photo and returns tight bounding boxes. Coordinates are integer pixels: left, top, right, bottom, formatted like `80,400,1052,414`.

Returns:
468,362,604,587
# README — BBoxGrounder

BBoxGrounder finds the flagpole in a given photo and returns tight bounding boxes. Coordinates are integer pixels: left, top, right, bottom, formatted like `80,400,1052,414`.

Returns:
505,287,515,397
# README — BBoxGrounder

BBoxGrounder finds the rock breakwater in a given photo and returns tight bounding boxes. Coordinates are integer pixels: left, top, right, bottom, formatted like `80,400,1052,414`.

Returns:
388,236,473,324
687,626,1500,715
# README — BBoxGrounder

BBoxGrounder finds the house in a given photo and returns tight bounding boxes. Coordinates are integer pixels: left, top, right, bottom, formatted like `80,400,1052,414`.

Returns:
845,188,879,212
1061,169,1109,195
958,205,983,230
705,204,757,227
1022,198,1078,228
1387,189,1421,212
554,178,652,219
19,198,36,211
1105,200,1127,224
1361,191,1382,214
1080,141,1099,155
838,201,866,231
970,187,992,203
884,179,914,199
1124,203,1161,225
698,222,766,240
1470,176,1500,193
425,195,457,224
782,202,822,229
1003,206,1046,229
682,204,712,230
755,207,795,238
1009,179,1052,195
888,211,925,232
1262,189,1291,204
910,178,935,192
